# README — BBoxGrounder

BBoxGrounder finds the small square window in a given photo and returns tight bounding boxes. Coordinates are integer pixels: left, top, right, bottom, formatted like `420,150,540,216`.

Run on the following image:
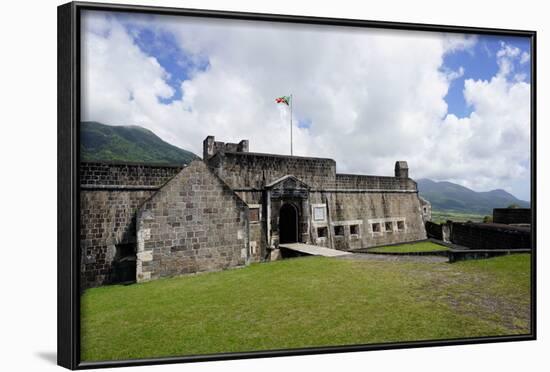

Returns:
397,221,405,231
350,224,359,235
385,222,393,232
334,225,345,236
317,227,328,238
249,208,260,222
313,206,326,221
372,223,381,232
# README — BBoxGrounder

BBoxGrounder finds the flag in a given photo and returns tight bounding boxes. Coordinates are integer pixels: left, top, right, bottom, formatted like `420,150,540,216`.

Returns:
275,96,291,105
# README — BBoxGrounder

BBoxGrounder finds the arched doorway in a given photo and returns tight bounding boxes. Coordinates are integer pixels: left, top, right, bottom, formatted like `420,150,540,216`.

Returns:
279,203,299,243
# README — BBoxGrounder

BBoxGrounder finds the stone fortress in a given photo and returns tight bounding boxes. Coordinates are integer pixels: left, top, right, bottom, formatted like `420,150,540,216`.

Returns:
80,136,430,289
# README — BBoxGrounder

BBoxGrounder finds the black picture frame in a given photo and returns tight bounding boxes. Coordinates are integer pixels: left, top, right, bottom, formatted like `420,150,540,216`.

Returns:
58,1,537,369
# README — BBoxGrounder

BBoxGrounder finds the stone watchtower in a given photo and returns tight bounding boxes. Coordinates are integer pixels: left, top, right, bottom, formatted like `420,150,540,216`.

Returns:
203,135,249,160
395,161,409,178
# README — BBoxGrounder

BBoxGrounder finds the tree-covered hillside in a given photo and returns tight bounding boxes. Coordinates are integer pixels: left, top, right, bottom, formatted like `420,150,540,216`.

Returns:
417,178,529,215
80,121,199,164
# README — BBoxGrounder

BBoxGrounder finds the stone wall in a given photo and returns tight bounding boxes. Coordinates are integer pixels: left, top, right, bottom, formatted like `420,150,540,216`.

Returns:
81,161,182,188
80,162,182,289
203,136,249,160
207,152,419,193
450,222,531,250
426,220,530,250
493,208,531,225
309,191,427,250
419,196,432,222
332,174,417,191
207,151,337,189
234,190,266,262
136,160,249,282
425,221,443,240
80,152,428,286
80,190,154,288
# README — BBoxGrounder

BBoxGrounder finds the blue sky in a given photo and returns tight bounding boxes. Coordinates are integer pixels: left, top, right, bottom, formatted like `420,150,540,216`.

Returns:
82,11,532,201
124,21,210,104
443,35,531,118
119,16,532,123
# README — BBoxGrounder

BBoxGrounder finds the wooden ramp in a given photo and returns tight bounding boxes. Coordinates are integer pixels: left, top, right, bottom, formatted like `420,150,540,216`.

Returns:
279,243,352,257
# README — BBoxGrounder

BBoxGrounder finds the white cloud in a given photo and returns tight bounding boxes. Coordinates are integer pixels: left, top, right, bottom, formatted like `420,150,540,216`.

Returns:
520,51,530,64
442,66,465,82
81,12,175,138
496,42,521,58
420,42,531,194
443,34,477,53
80,11,531,200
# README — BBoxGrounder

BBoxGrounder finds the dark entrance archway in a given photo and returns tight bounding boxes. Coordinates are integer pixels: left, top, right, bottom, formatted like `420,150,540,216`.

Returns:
279,203,299,244
111,243,136,284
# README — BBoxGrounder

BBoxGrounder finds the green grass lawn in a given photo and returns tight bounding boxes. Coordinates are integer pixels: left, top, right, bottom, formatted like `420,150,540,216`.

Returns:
431,210,486,224
368,241,449,253
81,254,531,362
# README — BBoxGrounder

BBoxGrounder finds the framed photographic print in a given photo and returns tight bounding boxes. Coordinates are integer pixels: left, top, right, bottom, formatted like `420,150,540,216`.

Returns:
57,1,536,369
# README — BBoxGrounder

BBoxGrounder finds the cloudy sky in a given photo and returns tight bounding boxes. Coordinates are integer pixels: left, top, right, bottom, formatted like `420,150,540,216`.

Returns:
81,10,532,201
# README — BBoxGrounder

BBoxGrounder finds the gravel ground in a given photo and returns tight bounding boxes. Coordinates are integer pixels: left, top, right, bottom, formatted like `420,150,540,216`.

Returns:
338,253,449,263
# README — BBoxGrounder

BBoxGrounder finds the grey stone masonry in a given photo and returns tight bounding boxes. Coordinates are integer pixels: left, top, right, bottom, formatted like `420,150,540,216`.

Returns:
80,189,155,288
395,161,409,178
203,135,249,160
136,160,249,282
308,191,427,250
79,161,184,289
419,196,432,222
208,151,337,189
426,220,531,250
493,208,531,225
450,222,530,250
80,136,432,288
333,173,416,191
81,161,182,188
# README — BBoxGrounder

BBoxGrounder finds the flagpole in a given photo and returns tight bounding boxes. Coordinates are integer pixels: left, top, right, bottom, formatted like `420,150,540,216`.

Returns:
290,93,293,156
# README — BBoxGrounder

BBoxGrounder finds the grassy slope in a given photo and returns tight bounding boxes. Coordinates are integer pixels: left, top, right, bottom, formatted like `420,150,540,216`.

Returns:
368,241,449,253
81,254,531,362
81,121,199,164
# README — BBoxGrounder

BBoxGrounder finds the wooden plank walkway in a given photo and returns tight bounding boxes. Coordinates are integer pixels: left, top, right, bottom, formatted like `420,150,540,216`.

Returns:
279,243,352,257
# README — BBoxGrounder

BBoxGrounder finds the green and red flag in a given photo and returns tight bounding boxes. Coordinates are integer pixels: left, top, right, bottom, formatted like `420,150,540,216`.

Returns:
275,93,294,155
275,95,291,105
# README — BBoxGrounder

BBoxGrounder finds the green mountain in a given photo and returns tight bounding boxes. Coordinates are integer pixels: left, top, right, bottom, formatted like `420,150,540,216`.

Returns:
417,178,530,215
80,121,199,164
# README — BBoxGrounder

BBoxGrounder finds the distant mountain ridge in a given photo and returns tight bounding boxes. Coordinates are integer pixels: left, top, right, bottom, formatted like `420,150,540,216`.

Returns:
81,121,199,164
417,178,530,215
